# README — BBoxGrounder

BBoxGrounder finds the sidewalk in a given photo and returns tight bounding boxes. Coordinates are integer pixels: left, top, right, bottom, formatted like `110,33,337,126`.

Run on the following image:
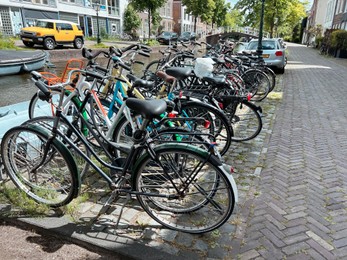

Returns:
0,62,282,259
2,43,347,259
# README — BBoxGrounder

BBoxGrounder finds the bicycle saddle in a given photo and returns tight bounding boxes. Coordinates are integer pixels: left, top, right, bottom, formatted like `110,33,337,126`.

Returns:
126,98,167,119
165,67,193,80
202,75,227,86
127,74,155,89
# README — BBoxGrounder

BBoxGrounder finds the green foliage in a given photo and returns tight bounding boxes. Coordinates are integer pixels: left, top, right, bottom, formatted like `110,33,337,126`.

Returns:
123,4,141,39
91,42,109,48
0,185,50,216
0,33,18,49
330,30,347,49
235,0,307,39
141,39,160,46
315,36,324,47
224,9,243,28
100,27,109,40
212,0,230,28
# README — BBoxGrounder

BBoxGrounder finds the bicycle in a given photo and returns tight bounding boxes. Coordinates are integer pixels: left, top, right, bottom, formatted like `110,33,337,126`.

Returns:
1,72,238,234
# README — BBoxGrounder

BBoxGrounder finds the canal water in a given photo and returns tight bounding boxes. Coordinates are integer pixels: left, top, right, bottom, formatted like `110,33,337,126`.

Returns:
0,53,159,108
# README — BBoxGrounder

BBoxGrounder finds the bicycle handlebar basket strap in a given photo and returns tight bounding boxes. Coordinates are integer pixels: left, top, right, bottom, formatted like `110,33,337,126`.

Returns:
194,58,215,78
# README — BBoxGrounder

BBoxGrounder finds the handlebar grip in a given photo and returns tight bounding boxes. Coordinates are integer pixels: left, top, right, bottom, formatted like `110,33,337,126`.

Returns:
35,81,52,100
119,62,131,71
82,70,105,80
134,61,145,66
121,44,137,53
31,71,42,81
109,46,122,57
138,51,150,58
138,44,152,52
82,48,107,59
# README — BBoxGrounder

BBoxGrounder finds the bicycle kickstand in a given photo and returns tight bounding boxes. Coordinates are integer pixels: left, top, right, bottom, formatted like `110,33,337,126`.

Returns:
113,193,131,234
89,191,119,225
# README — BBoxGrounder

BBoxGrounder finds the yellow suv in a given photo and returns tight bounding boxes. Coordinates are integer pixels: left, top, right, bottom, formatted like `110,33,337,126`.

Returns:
20,19,84,50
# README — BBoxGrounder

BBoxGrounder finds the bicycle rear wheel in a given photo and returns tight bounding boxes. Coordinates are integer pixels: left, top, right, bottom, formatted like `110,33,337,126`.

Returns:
226,101,262,142
242,69,270,102
179,101,233,156
1,125,79,207
134,145,236,234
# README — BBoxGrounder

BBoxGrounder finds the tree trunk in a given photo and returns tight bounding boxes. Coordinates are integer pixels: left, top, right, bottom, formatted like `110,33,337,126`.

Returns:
194,17,197,33
148,9,151,40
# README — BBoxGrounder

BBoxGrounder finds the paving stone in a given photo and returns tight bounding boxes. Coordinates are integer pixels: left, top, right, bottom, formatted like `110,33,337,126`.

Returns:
175,232,194,247
193,239,208,251
159,229,178,242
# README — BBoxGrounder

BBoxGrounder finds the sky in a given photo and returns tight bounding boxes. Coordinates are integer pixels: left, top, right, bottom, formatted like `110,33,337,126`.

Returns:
227,0,238,7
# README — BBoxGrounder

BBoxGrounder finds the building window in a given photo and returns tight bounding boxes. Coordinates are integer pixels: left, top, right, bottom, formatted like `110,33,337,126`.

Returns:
33,0,49,4
108,0,120,16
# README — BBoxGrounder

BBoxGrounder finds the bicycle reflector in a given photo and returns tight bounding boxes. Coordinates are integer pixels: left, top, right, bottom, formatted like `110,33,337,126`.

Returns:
179,91,183,98
218,102,224,109
247,93,252,101
204,120,211,128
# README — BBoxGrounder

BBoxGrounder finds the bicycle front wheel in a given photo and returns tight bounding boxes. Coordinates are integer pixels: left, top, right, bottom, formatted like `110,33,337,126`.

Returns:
1,126,80,207
134,144,236,234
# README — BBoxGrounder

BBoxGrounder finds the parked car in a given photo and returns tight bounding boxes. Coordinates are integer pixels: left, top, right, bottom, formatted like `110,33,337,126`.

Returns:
179,31,196,42
245,38,286,73
20,19,84,50
156,31,178,44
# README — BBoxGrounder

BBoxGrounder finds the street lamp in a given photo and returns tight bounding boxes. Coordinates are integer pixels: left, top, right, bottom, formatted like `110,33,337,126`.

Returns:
94,2,101,44
257,0,265,56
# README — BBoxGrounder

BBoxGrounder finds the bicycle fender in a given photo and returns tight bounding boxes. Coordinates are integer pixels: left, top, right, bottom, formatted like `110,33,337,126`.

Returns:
243,100,262,114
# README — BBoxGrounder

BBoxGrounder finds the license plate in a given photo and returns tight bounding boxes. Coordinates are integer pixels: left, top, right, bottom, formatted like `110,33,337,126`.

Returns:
22,38,33,42
262,54,270,58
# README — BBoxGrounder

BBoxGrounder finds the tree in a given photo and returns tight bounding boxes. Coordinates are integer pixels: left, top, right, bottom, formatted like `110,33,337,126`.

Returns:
235,0,307,38
181,0,215,33
130,0,166,40
212,0,230,29
223,8,243,30
123,4,141,40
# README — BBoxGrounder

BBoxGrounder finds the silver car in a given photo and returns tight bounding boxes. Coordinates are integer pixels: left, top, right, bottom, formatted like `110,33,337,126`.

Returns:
246,38,286,73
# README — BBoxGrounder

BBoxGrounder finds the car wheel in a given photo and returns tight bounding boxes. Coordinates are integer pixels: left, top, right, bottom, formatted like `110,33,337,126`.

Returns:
43,37,56,50
23,41,35,48
73,37,83,49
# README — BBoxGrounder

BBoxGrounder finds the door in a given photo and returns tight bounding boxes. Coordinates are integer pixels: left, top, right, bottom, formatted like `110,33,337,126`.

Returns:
55,22,74,42
79,16,86,36
85,16,92,37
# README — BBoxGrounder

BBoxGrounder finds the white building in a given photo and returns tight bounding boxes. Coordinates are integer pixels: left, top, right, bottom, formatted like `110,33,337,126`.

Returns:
0,0,127,36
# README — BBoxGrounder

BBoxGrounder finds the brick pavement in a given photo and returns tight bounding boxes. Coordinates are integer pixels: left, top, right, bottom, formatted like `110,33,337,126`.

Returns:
2,43,347,259
231,43,347,259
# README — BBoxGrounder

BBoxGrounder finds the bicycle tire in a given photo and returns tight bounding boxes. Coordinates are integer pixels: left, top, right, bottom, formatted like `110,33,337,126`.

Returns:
133,143,236,234
21,116,90,179
29,91,82,121
241,69,270,102
262,66,276,92
1,125,80,207
28,90,62,118
226,100,262,142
